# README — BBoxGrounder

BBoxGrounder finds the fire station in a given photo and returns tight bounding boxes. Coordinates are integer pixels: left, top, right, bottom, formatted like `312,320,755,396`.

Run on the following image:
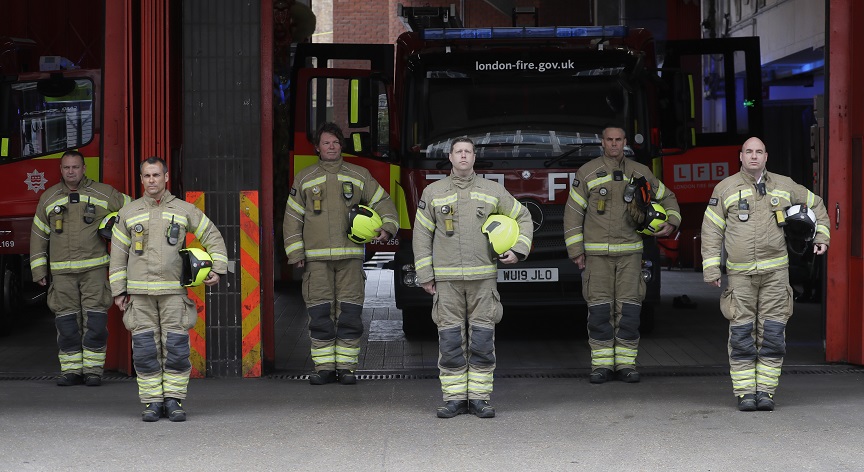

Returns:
0,0,862,385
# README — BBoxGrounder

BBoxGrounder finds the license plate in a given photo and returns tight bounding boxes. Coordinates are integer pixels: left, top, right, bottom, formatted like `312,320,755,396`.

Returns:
496,268,559,283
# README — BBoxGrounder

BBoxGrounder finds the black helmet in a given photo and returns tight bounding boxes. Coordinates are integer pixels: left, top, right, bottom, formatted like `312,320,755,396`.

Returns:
784,204,817,256
784,204,816,242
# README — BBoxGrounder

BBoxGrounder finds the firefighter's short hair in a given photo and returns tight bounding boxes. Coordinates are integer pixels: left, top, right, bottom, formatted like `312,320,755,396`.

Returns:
449,137,475,154
314,122,345,147
140,156,168,174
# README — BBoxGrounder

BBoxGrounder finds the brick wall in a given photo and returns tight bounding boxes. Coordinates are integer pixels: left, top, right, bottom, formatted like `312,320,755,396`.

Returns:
325,0,594,46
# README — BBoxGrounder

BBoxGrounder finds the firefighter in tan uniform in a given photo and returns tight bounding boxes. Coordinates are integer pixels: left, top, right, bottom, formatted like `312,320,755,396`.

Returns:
413,137,533,419
701,137,829,411
283,122,398,385
110,157,228,422
563,126,680,384
30,150,131,387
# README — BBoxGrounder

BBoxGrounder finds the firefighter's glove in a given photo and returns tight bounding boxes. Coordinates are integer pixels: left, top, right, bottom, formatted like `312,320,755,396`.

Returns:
625,176,653,224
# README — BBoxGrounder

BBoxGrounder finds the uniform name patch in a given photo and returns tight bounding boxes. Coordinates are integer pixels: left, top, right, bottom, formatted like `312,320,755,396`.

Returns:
418,200,426,210
290,188,297,196
572,179,580,188
708,197,718,206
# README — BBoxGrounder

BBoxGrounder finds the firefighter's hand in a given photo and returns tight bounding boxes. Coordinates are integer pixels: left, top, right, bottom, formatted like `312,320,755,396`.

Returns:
295,260,305,269
572,254,585,270
706,279,721,287
654,222,676,238
37,278,47,287
372,228,391,243
203,272,220,286
814,243,828,255
114,295,130,312
421,280,436,295
499,250,518,264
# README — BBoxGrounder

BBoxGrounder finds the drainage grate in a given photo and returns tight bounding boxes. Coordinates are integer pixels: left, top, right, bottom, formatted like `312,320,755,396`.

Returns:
267,365,864,381
0,374,135,381
4,366,862,381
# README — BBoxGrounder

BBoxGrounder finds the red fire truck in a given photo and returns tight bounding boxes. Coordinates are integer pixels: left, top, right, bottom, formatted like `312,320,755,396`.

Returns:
0,2,144,374
288,7,763,335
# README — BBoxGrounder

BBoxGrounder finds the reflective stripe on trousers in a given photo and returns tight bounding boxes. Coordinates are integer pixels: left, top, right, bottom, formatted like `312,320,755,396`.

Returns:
433,279,502,401
724,271,792,395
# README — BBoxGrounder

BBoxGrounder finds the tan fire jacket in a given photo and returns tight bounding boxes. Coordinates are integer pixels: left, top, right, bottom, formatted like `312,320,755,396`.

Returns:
109,191,228,296
701,170,830,282
563,156,681,259
412,172,533,283
283,157,398,264
30,177,131,281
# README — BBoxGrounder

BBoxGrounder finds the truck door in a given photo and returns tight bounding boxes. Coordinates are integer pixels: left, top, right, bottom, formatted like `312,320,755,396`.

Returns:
658,37,764,269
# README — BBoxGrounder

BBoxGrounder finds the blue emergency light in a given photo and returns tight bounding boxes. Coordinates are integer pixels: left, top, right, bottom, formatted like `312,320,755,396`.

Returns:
423,25,629,41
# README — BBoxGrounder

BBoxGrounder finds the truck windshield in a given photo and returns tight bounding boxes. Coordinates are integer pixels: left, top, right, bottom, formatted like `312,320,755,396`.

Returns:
412,50,638,160
0,78,94,162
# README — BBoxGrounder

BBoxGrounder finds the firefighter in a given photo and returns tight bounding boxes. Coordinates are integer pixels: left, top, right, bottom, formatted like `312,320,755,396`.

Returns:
109,156,227,422
701,137,829,411
29,150,131,387
283,122,398,385
563,126,681,384
413,137,533,418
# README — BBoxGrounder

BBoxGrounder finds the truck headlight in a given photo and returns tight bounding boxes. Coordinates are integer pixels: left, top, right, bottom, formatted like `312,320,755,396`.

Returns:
641,259,653,282
401,264,418,287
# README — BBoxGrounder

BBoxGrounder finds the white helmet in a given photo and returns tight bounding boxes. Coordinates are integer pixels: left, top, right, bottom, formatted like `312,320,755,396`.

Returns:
784,204,817,242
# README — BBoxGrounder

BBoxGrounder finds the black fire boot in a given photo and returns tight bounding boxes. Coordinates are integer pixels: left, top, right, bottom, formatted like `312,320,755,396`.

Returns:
436,400,469,418
164,398,187,422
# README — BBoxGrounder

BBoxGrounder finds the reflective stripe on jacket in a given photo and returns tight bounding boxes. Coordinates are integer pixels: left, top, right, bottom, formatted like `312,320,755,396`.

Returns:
563,156,681,259
109,191,228,296
412,173,533,283
283,157,398,264
30,178,130,281
701,170,830,282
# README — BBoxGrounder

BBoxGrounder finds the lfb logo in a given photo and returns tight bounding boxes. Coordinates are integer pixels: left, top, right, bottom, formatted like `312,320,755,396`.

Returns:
673,163,729,182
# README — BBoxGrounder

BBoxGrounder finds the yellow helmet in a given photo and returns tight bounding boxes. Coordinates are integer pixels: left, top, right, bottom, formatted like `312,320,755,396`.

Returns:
98,212,119,239
637,202,668,235
347,204,383,244
482,214,520,255
179,248,213,287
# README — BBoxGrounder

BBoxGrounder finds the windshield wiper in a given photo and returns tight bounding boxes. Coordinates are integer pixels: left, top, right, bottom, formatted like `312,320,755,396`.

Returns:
543,144,588,168
474,142,538,148
435,158,495,169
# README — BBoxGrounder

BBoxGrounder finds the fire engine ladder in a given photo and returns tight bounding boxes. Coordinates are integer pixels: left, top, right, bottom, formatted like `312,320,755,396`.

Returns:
396,3,463,32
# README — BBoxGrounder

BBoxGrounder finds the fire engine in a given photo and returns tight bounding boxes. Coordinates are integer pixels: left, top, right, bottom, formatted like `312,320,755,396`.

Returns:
0,2,143,372
287,5,763,335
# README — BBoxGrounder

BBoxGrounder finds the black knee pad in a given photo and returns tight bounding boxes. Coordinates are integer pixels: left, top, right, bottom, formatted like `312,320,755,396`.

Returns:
730,322,757,360
307,303,335,340
468,325,495,367
83,311,108,349
336,302,364,340
587,303,613,341
438,325,466,369
55,313,81,352
131,332,161,374
165,331,192,372
758,320,787,358
618,303,641,341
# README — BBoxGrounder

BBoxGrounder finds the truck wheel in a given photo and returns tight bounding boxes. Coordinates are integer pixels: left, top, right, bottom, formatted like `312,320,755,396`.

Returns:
639,303,655,335
401,307,436,338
